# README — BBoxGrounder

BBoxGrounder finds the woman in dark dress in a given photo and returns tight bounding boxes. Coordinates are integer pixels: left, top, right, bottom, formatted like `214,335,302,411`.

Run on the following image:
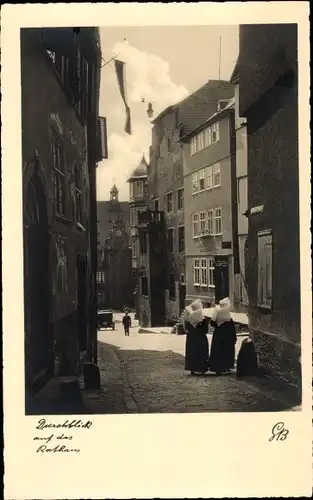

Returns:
183,300,210,375
209,297,237,374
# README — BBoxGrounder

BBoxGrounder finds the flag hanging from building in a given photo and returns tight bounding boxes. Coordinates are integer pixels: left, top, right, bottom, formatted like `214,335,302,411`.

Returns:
114,59,131,135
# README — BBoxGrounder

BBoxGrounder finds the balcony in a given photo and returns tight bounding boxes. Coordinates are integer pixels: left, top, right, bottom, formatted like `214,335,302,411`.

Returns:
137,209,164,228
198,228,213,238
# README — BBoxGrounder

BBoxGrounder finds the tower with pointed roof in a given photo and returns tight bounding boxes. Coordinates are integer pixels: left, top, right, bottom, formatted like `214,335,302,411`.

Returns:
128,154,167,327
110,184,119,202
128,154,149,267
127,155,150,320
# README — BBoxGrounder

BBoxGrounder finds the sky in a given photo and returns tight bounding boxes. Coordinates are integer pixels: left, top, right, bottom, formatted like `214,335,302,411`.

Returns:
97,25,239,202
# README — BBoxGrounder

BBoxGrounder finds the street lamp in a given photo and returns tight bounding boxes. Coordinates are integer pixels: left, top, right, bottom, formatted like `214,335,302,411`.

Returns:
147,102,154,119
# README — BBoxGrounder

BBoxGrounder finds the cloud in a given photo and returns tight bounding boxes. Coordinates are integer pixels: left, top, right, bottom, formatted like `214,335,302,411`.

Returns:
96,40,189,201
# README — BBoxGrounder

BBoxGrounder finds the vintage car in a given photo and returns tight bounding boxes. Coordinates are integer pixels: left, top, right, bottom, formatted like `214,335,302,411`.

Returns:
97,310,115,330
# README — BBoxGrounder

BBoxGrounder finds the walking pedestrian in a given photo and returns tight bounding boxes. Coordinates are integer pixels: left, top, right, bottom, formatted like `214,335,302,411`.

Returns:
122,311,131,336
209,297,237,375
183,299,209,376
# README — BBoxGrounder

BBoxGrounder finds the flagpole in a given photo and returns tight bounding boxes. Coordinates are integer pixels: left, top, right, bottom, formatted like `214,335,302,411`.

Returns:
218,36,222,80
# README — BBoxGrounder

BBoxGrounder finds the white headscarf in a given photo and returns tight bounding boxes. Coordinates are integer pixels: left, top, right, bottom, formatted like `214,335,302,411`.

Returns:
211,297,232,326
183,299,204,328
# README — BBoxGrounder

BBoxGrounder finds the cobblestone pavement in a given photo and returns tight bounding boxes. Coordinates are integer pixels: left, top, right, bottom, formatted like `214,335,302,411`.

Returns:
95,313,300,414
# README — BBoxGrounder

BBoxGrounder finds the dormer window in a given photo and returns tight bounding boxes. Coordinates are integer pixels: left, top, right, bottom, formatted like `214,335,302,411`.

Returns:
217,99,229,112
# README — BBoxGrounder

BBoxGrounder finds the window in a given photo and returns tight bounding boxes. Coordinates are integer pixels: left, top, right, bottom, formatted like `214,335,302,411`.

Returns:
166,192,173,213
212,122,220,143
200,211,206,232
139,231,147,254
178,226,185,253
130,207,137,226
206,165,213,189
52,132,66,216
193,259,200,286
257,230,273,308
131,240,137,258
204,126,212,147
192,213,199,237
168,228,174,253
197,131,204,151
191,136,197,155
207,210,214,234
74,161,83,223
177,189,184,210
141,276,148,296
169,274,176,299
192,173,198,194
214,208,222,235
200,259,208,286
74,47,82,115
208,258,215,287
213,163,221,187
199,169,205,191
167,137,171,151
96,271,105,284
136,181,143,197
154,198,159,211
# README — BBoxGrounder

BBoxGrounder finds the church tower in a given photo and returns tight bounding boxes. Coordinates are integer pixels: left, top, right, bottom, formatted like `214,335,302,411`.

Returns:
110,184,119,202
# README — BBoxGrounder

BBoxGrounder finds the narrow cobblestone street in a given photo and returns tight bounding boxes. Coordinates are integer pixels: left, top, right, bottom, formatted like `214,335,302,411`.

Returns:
84,313,300,414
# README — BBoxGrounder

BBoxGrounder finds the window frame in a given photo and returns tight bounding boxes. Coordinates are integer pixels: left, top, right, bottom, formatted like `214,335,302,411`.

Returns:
257,229,273,309
178,226,185,253
193,258,200,286
207,209,214,234
208,257,215,288
167,227,174,253
212,122,220,143
200,258,208,287
139,231,147,254
214,208,222,235
190,136,197,156
213,163,221,187
166,191,173,213
177,188,184,211
204,126,212,148
192,212,199,238
192,172,199,194
199,169,205,191
199,211,206,233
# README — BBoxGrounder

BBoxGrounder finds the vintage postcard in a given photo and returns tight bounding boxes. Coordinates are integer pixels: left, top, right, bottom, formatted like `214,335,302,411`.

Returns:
2,2,311,498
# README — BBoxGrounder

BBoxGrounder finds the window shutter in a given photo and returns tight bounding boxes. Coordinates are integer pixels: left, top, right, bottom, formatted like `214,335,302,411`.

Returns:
75,47,82,103
96,116,108,162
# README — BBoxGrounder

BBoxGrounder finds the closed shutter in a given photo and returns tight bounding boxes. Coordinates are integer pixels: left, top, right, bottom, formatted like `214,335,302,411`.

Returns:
95,117,108,162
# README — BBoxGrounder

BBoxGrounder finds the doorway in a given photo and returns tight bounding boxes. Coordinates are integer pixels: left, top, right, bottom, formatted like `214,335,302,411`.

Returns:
24,174,53,394
214,256,230,303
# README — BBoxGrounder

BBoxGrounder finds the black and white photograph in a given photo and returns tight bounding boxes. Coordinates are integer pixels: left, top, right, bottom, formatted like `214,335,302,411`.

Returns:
21,22,302,416
2,3,311,499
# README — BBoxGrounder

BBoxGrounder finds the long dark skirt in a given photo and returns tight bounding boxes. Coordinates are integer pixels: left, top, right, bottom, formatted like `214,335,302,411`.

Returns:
209,320,237,373
185,332,210,373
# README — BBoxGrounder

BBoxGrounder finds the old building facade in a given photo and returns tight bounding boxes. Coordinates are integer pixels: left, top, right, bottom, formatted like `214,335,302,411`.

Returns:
97,185,133,310
127,156,150,322
148,80,235,323
238,24,300,389
21,28,104,399
231,63,248,312
181,96,238,308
